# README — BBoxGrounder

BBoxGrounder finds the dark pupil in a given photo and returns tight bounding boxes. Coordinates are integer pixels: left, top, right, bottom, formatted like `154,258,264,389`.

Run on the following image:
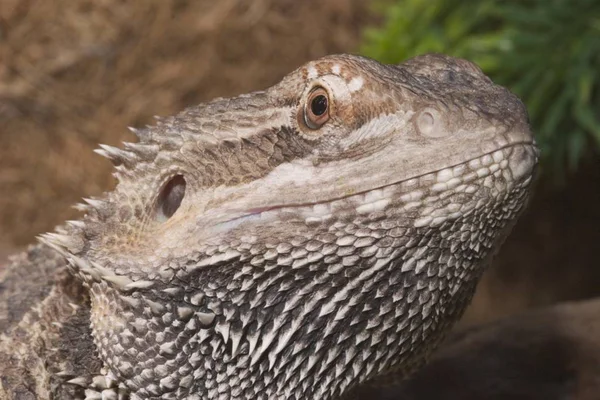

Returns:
311,95,328,116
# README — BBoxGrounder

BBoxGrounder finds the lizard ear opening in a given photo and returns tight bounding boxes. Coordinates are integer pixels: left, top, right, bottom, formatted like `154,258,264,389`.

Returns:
155,175,186,222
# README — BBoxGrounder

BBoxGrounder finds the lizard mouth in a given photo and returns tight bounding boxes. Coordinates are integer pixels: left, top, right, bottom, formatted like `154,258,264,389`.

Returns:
219,142,538,229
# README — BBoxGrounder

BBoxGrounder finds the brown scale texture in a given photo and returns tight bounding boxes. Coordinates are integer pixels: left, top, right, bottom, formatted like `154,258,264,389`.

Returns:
80,152,532,399
0,245,100,400
1,0,599,367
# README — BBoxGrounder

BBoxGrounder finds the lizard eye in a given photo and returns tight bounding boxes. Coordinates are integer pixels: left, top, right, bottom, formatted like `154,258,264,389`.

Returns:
303,87,330,129
155,175,186,222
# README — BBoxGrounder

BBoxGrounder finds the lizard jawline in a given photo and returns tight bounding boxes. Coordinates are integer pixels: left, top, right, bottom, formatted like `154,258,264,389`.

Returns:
218,142,537,228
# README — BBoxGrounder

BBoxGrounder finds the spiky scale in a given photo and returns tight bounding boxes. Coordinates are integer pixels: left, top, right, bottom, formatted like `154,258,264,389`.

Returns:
123,142,159,161
40,232,85,254
100,274,133,288
197,312,216,326
95,144,138,166
127,126,150,141
3,53,538,400
66,219,86,229
123,280,155,290
82,197,106,210
73,202,92,212
68,376,90,387
120,296,141,309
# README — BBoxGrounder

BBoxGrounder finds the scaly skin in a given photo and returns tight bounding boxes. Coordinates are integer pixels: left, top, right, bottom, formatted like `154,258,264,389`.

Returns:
357,298,600,400
0,53,538,399
0,245,99,399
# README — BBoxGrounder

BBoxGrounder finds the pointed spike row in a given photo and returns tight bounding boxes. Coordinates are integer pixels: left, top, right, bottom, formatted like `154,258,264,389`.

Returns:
93,148,112,160
83,197,106,210
44,233,77,249
90,261,115,278
95,144,138,166
67,255,101,281
55,226,69,235
73,203,91,212
37,234,71,256
127,126,150,141
122,142,159,161
122,141,154,151
67,254,91,271
112,165,133,180
40,229,85,253
66,220,86,229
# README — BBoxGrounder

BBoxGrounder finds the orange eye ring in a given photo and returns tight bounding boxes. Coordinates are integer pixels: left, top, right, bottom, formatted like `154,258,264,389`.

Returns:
303,87,330,130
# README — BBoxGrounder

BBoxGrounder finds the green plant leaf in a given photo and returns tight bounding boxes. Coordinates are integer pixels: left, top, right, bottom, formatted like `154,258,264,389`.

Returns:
361,0,600,182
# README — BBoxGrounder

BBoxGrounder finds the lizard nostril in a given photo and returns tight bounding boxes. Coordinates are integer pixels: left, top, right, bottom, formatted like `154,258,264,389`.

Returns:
156,175,186,222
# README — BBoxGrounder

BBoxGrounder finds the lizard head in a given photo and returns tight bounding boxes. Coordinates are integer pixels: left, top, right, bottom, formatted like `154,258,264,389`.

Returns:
41,54,538,399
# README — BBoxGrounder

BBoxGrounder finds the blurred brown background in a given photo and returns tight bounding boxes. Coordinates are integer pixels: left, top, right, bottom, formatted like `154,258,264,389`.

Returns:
0,0,599,326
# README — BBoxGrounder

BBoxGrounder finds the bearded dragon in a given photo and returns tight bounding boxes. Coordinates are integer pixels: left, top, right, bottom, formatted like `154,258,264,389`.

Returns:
0,53,538,400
